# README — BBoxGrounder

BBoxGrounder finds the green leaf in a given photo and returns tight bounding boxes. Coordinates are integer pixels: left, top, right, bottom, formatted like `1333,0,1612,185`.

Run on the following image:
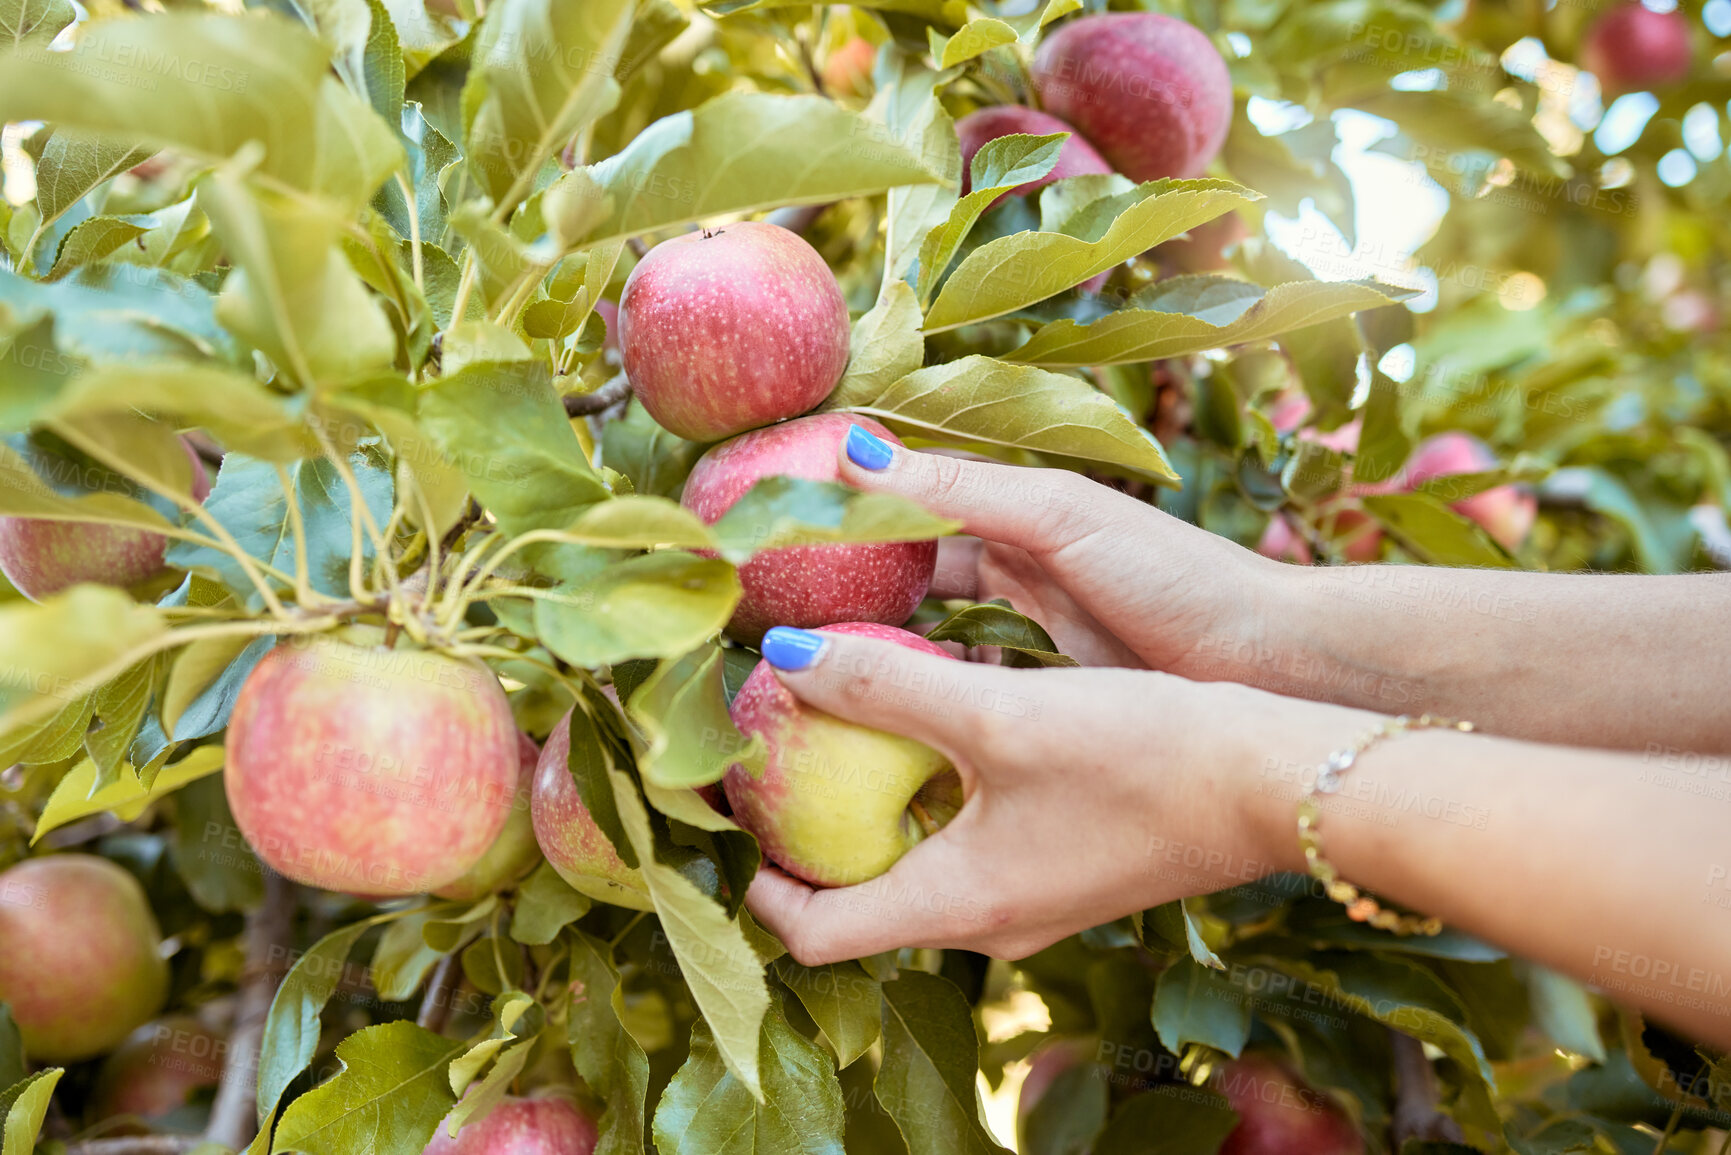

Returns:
32,744,222,842
1020,1059,1107,1155
0,14,400,208
1353,369,1411,486
916,133,1066,305
1152,956,1251,1058
166,451,394,608
45,216,147,280
652,1002,846,1155
202,171,398,388
0,1068,62,1155
0,585,166,737
931,17,1017,67
509,863,592,946
0,0,71,49
575,92,943,246
834,356,1176,483
568,930,650,1155
271,1021,465,1155
257,911,407,1123
369,909,451,1003
600,400,701,500
555,496,714,551
876,972,1007,1155
923,179,1258,332
1090,1086,1237,1155
1360,492,1515,568
172,772,266,914
1527,966,1605,1063
533,551,739,668
922,601,1077,668
627,641,764,790
774,958,882,1069
833,282,925,407
1005,277,1411,368
711,477,959,563
419,360,610,535
878,54,960,295
606,750,769,1099
464,0,635,210
83,657,156,783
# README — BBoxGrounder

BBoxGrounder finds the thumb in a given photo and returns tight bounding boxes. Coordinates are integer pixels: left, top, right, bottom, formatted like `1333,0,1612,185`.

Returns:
835,423,1120,555
756,625,1046,764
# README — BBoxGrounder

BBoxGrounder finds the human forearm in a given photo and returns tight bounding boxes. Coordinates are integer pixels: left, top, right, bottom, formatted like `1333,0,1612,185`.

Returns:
1184,562,1731,751
1230,687,1731,1047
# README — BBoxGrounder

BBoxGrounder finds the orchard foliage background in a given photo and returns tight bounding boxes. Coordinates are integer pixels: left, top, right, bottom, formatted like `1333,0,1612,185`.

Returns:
0,0,1727,1149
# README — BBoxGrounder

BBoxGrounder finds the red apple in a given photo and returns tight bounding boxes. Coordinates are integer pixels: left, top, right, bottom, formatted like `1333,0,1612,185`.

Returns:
0,854,168,1062
531,709,653,911
424,1094,598,1155
955,106,1114,203
725,622,961,887
89,1017,225,1129
1033,13,1234,181
681,414,937,644
1215,1054,1364,1155
1256,514,1312,565
224,630,519,896
434,732,545,902
1402,432,1536,550
1581,3,1691,96
821,36,876,98
0,439,211,601
618,221,851,441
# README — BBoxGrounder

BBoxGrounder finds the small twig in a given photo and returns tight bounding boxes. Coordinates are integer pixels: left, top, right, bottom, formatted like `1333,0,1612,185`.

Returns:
417,952,463,1034
204,871,298,1152
1388,1030,1465,1148
562,376,632,417
625,237,648,259
765,203,828,236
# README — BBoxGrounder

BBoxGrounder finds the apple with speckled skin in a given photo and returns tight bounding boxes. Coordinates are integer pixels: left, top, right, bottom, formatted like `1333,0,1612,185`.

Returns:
531,709,654,911
680,414,937,644
1582,3,1690,97
90,1017,225,1130
1033,13,1233,181
1403,432,1536,550
955,107,1114,202
424,1094,598,1155
1216,1054,1364,1155
434,731,544,902
618,221,850,442
224,629,519,896
725,622,962,887
0,855,169,1063
0,439,211,601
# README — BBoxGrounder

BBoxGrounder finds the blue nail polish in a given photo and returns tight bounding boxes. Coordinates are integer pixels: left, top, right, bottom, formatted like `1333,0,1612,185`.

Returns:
846,424,894,471
761,627,827,671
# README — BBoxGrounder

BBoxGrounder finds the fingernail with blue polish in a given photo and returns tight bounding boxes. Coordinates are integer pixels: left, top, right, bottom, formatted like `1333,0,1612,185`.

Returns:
761,627,827,671
845,424,894,471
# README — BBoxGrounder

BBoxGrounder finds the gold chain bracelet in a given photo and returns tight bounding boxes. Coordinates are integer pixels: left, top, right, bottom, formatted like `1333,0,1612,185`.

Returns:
1297,713,1474,937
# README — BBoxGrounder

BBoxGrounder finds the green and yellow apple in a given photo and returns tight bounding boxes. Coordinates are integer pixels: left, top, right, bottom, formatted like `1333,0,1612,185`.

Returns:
0,854,169,1062
724,622,962,887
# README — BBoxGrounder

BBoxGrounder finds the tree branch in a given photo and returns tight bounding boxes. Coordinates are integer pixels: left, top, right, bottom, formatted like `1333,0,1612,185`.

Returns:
417,952,463,1034
1388,1029,1465,1148
562,376,631,417
203,871,298,1152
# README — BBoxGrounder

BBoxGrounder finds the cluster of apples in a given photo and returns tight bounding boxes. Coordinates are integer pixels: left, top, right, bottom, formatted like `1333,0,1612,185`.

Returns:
1258,391,1537,563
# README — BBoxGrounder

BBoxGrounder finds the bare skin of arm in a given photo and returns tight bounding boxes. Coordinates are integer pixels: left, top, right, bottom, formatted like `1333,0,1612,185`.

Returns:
743,634,1731,1050
846,440,1731,753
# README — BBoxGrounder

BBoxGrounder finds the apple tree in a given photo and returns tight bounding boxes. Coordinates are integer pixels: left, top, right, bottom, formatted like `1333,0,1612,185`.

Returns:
0,0,1726,1152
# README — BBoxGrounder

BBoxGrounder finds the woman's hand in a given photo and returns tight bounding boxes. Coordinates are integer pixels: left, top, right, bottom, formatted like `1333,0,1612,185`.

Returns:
842,425,1277,672
742,623,1337,965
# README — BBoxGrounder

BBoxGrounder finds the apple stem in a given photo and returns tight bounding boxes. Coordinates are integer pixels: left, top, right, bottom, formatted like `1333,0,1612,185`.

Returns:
908,799,941,838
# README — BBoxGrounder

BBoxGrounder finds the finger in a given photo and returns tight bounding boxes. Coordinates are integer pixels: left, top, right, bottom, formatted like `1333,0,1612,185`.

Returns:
930,536,982,599
745,832,995,965
836,423,1132,555
758,626,1050,759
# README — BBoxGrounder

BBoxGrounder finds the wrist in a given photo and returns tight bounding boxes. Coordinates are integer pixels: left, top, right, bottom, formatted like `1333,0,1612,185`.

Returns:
1167,547,1312,692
